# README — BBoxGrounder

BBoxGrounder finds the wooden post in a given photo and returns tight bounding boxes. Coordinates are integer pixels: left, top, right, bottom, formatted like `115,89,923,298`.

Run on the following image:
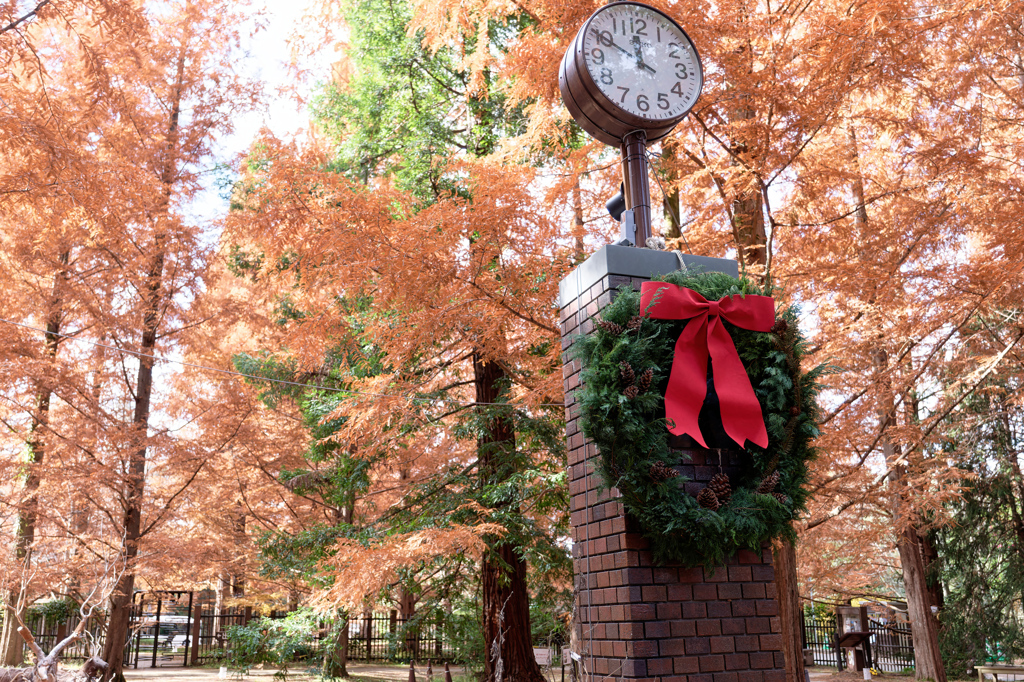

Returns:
189,604,202,666
243,606,252,625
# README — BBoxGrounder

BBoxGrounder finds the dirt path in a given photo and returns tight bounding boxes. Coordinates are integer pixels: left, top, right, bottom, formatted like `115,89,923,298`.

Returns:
121,663,476,681
120,662,570,681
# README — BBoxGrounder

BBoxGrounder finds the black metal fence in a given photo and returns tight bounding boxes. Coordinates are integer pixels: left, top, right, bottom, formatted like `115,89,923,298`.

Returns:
189,606,252,666
9,595,456,669
868,618,915,673
189,609,455,667
22,611,107,661
123,590,197,668
803,614,841,667
802,612,915,673
346,612,453,662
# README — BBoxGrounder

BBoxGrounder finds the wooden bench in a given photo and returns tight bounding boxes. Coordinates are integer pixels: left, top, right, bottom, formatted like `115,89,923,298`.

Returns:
977,665,1024,681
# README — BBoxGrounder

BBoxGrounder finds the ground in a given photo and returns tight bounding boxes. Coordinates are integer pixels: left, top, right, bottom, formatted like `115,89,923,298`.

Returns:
116,664,984,681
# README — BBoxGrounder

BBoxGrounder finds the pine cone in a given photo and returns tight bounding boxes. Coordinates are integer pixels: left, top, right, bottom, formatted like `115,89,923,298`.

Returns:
708,473,732,505
619,361,635,385
757,471,781,494
771,319,789,335
637,368,653,391
649,461,679,482
790,406,801,416
772,492,789,505
626,314,644,330
697,487,720,511
623,385,639,399
597,319,625,336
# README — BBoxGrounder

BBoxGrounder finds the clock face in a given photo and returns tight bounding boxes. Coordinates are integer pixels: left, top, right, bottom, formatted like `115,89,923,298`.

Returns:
580,3,702,122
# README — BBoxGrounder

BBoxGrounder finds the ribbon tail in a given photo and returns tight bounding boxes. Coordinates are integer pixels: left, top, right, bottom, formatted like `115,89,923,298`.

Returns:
708,318,769,448
665,315,710,447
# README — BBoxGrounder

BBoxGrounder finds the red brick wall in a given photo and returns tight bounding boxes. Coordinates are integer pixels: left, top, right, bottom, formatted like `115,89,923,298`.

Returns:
561,271,785,682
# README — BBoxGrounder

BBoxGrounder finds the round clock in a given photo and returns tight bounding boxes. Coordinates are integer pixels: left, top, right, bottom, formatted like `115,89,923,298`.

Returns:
559,1,703,146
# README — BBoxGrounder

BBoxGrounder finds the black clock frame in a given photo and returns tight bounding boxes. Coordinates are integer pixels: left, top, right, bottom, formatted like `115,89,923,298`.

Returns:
558,1,704,147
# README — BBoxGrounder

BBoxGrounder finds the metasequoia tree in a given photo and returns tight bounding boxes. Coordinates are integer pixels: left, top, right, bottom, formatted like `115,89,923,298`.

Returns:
1,1,259,679
226,105,570,677
0,0,151,665
223,0,578,677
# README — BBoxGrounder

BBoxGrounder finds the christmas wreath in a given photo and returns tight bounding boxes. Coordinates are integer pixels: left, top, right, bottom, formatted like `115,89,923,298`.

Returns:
572,269,823,567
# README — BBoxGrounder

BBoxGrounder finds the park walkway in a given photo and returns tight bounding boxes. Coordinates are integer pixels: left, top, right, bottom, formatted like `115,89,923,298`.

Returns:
117,663,873,681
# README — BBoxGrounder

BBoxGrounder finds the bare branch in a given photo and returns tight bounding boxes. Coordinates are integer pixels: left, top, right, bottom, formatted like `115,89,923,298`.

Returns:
0,0,52,36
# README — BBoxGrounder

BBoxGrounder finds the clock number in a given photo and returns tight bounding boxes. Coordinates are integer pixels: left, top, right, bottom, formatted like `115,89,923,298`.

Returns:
598,30,613,46
635,19,647,35
617,86,630,103
668,43,680,59
657,93,670,110
671,82,684,96
637,94,650,112
591,47,605,64
657,26,661,42
600,67,613,85
675,62,688,79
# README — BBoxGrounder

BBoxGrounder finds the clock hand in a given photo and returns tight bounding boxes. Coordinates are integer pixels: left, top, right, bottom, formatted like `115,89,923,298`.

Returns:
631,35,657,74
590,28,632,58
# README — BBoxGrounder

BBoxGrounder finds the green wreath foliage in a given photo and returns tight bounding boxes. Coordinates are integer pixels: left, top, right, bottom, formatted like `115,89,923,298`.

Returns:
572,269,824,567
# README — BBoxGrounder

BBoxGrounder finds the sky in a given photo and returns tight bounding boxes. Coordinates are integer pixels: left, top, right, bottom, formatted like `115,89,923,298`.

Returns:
185,0,335,237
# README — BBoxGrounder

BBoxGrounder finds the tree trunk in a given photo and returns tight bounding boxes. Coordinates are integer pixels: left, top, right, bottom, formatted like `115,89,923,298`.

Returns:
0,249,68,667
873,346,946,682
474,354,545,682
897,526,946,682
398,585,418,660
773,536,805,682
101,38,186,681
853,120,944,681
325,612,349,678
726,93,767,272
920,530,944,618
661,137,682,239
571,179,585,262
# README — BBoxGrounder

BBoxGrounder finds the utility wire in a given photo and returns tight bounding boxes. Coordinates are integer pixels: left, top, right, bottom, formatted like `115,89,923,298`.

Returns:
0,317,565,409
645,146,695,253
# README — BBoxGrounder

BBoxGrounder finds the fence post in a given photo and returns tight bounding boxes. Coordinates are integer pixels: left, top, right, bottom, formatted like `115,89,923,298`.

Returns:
364,612,372,663
189,604,202,666
244,607,252,626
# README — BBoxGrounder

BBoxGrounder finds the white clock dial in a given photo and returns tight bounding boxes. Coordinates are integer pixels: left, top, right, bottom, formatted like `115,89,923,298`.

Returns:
581,4,702,121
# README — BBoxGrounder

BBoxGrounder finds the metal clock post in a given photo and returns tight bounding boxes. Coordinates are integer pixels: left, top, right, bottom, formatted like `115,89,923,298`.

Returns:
559,1,703,246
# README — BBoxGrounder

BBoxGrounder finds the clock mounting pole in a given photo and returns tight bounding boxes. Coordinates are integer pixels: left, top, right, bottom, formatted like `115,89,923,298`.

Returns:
621,130,651,246
558,0,703,248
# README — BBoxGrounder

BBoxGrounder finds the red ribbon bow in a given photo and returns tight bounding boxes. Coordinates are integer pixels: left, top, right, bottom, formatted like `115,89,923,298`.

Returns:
639,282,775,449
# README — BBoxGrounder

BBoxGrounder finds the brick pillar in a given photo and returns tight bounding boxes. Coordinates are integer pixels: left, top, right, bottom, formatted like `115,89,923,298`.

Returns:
560,245,785,682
